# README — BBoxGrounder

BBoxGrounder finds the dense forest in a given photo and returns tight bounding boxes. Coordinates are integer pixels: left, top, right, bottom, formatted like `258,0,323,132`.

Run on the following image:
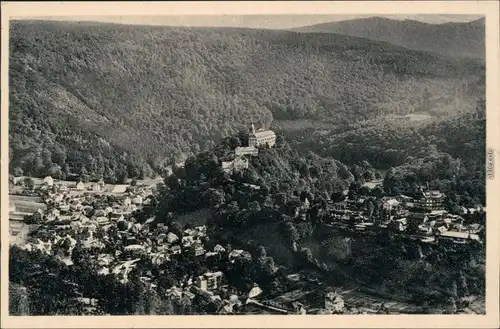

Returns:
9,20,484,182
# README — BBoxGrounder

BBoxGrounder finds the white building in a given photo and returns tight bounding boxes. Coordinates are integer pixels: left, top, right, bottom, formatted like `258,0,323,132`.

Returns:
75,181,85,191
325,292,344,313
196,271,223,291
43,176,54,187
248,123,276,148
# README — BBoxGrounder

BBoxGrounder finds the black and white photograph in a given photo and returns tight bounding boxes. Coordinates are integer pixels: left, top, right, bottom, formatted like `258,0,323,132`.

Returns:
2,1,499,327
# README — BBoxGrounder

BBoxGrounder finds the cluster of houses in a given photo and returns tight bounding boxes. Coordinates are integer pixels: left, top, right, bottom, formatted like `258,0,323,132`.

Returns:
14,176,285,314
322,188,484,246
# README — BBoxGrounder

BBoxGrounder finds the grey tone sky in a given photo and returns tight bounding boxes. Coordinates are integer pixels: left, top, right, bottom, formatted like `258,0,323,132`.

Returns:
17,14,483,29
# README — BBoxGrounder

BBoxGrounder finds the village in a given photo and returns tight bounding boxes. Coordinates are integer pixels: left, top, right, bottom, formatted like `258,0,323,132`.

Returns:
8,167,485,316
320,187,485,246
8,174,356,315
8,124,486,316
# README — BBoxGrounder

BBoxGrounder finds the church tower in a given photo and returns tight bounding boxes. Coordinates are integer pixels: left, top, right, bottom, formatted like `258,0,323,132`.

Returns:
250,121,256,134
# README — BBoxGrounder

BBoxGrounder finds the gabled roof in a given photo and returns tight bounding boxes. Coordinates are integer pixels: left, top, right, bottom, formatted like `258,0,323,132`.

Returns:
110,185,129,193
251,130,276,139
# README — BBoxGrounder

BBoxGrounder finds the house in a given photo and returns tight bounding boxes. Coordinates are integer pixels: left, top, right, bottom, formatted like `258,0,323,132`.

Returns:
222,156,249,173
43,176,54,187
76,297,98,314
182,235,195,247
110,212,125,221
221,161,233,172
418,224,433,235
412,190,446,212
195,225,207,236
97,267,110,276
242,183,260,191
93,209,107,217
248,284,263,299
436,225,448,234
229,249,251,263
124,244,145,252
97,254,115,267
248,123,276,148
59,204,71,213
325,292,344,313
122,204,137,214
439,231,480,242
196,271,224,291
382,198,400,212
387,219,406,232
194,244,205,256
166,286,184,299
156,233,167,244
132,196,143,205
75,181,85,191
213,244,225,253
112,259,140,284
96,216,110,225
170,245,182,255
292,301,307,315
184,228,195,236
122,197,132,206
151,253,169,265
110,184,129,194
235,146,259,157
167,232,179,244
90,183,102,192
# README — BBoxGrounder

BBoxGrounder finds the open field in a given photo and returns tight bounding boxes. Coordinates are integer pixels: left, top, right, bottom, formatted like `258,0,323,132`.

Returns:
9,195,46,213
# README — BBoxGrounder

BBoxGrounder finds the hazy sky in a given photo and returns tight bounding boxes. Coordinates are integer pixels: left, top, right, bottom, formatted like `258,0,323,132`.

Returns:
19,14,483,29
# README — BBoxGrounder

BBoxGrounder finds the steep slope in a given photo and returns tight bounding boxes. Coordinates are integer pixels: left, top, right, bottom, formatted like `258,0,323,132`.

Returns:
9,20,484,181
293,17,485,59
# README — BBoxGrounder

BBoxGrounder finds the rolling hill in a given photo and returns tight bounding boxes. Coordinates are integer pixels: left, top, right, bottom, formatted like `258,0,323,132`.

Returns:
292,16,485,60
8,20,484,181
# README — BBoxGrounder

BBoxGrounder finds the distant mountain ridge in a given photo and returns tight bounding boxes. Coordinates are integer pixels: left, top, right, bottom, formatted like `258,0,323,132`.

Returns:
292,16,485,59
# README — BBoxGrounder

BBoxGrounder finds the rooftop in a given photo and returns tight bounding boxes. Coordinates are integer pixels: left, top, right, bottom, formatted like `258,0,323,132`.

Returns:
251,130,276,139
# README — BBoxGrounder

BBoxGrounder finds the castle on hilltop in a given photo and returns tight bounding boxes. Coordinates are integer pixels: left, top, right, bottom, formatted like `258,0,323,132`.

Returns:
234,123,276,157
248,123,276,148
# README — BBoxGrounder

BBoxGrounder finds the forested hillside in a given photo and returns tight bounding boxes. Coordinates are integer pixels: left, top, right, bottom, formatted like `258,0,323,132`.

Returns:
9,20,484,181
293,17,485,60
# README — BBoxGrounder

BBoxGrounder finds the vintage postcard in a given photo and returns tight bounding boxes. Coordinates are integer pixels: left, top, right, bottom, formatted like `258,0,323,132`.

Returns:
1,1,499,328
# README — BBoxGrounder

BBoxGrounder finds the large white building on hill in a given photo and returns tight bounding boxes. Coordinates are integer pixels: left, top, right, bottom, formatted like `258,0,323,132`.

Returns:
248,123,276,148
233,123,276,157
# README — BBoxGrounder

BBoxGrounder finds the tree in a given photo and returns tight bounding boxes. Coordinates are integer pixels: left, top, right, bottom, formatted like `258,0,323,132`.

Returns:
47,165,63,180
331,191,345,203
457,272,468,298
165,175,180,190
71,241,92,270
23,177,35,190
80,166,90,182
348,181,361,199
13,167,24,177
372,185,384,198
446,297,457,314
283,221,299,244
